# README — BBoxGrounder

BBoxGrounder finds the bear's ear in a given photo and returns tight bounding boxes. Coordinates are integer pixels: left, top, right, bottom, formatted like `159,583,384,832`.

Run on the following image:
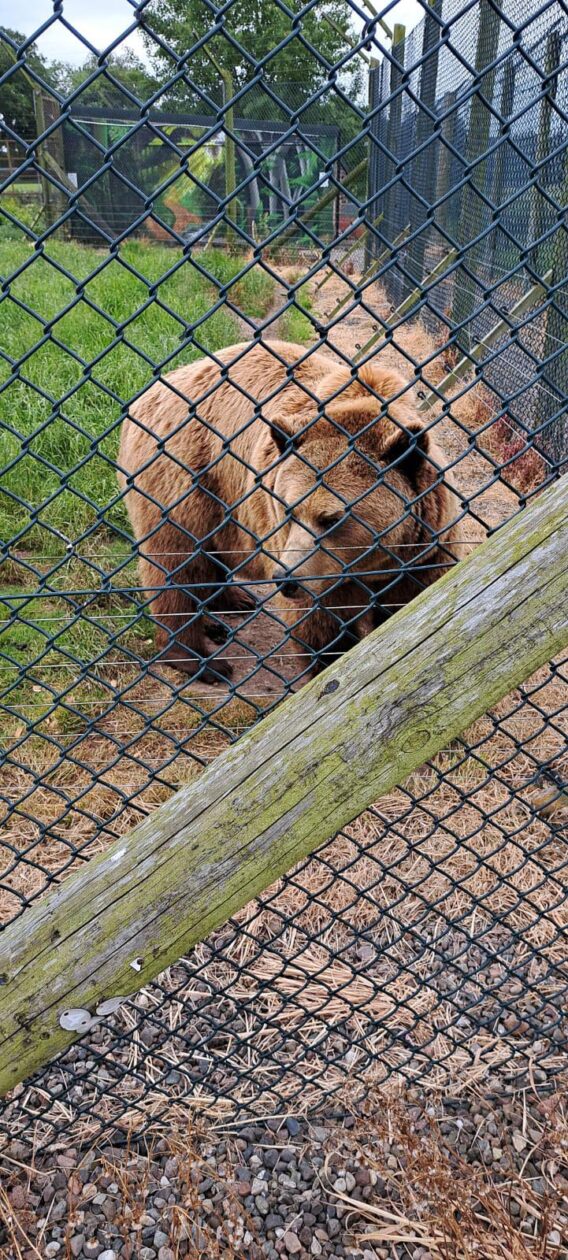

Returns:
270,420,300,456
383,422,430,479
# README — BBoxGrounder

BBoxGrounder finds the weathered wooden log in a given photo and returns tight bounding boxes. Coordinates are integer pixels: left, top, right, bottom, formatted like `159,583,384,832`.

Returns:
1,476,567,1095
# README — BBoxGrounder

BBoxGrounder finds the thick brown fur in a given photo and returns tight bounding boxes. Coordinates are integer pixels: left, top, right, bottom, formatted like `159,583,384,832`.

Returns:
118,340,460,680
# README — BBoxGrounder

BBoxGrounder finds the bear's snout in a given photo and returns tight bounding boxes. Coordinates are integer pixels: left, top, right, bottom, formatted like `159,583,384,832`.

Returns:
272,565,300,598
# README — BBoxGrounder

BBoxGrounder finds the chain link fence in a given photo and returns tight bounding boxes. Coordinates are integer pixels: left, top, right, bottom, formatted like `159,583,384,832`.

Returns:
0,0,567,1158
367,0,568,466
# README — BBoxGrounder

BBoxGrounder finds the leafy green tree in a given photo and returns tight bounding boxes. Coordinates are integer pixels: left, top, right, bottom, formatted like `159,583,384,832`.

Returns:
0,28,55,141
141,0,361,102
61,50,158,108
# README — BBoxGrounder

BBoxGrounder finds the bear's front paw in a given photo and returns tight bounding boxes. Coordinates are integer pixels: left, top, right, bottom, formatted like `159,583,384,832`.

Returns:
204,617,230,644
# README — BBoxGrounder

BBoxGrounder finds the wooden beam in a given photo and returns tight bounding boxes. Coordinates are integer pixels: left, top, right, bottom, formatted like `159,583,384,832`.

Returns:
353,244,456,361
419,269,553,411
1,476,567,1095
314,211,385,294
326,224,409,320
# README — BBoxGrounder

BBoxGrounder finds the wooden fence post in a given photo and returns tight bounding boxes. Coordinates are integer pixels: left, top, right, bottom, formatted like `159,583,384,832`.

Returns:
1,475,567,1096
489,57,515,272
540,154,568,465
33,89,68,231
410,0,442,284
530,28,562,269
365,57,382,271
384,23,406,250
451,0,503,343
434,89,457,239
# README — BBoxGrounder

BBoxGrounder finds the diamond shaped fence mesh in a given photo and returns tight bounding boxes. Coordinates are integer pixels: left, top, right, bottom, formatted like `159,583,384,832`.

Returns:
0,0,567,1155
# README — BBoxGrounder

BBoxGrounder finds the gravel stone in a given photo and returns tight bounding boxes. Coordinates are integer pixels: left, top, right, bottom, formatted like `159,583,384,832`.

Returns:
3,1074,561,1260
83,1243,102,1259
283,1232,302,1254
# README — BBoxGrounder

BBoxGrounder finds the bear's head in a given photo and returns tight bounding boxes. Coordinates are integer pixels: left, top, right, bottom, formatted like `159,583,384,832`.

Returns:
268,361,451,600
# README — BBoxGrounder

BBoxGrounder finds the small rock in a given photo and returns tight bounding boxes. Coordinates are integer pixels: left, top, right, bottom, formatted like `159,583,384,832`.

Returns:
333,1177,347,1194
158,1250,175,1260
548,1231,561,1247
45,1246,61,1258
10,1185,27,1210
83,1243,102,1260
98,1251,117,1260
70,1237,85,1258
286,1118,300,1137
283,1232,302,1255
153,1233,169,1249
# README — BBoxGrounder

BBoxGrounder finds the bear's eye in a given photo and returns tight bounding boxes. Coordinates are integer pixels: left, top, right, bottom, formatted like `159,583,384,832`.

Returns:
319,512,343,531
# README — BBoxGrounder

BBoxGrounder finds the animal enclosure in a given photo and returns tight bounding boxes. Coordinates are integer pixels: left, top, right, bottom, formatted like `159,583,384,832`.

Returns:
1,0,568,1174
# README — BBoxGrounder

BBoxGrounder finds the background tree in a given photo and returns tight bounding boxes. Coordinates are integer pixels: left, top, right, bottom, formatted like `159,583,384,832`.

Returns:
0,28,58,142
61,51,158,110
140,0,362,106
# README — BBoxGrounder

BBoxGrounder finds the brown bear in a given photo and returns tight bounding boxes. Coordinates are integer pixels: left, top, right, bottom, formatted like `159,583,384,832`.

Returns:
118,339,459,681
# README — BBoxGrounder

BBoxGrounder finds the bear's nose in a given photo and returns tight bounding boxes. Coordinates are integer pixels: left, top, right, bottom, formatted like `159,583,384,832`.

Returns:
273,566,300,597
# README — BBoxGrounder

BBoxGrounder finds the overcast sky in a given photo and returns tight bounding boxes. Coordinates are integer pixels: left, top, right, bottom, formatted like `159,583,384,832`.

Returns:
0,0,424,66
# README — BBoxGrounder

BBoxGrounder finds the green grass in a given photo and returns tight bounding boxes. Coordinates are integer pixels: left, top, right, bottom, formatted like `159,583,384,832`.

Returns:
278,281,315,344
0,237,277,725
0,238,276,549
